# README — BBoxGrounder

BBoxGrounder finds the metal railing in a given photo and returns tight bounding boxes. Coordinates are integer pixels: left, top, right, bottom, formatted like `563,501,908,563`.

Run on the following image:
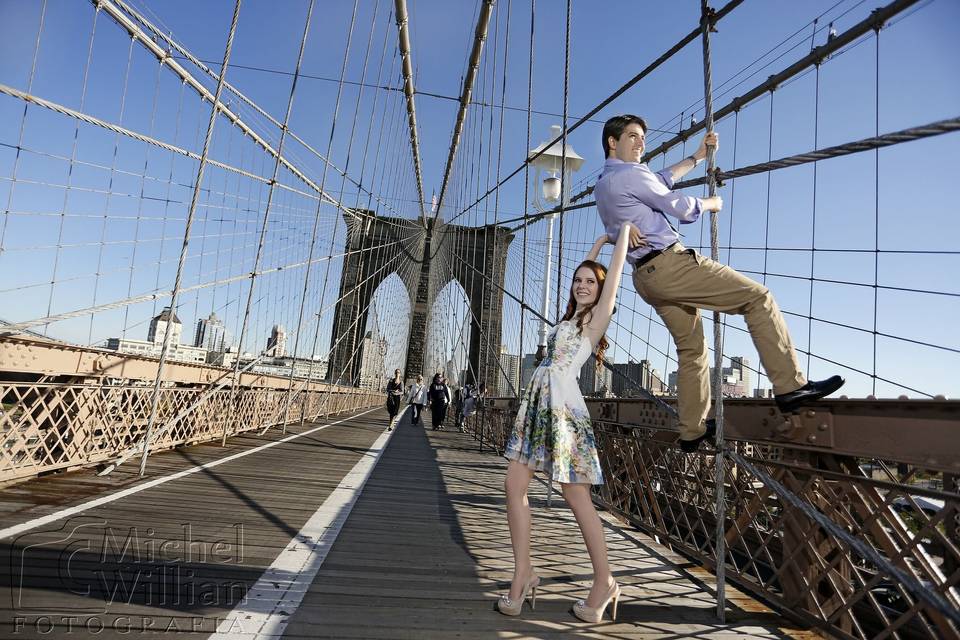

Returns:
0,336,381,484
469,396,960,640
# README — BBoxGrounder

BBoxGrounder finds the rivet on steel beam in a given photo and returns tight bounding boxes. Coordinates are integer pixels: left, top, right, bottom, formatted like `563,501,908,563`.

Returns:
805,409,816,419
818,423,828,431
807,435,817,443
768,408,776,416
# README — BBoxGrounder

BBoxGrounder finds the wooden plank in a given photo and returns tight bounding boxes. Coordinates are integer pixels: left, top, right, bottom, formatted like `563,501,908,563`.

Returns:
0,408,816,639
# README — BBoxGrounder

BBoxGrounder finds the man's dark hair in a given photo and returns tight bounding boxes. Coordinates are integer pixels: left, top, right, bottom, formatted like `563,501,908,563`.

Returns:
602,114,647,157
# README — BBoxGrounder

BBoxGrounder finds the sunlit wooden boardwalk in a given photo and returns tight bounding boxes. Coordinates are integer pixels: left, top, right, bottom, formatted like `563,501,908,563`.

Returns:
0,407,817,639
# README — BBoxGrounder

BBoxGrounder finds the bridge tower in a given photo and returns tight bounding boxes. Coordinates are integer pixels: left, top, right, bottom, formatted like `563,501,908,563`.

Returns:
329,214,512,388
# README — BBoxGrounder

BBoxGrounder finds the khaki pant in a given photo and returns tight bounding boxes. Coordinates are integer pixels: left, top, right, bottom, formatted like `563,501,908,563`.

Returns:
631,244,806,440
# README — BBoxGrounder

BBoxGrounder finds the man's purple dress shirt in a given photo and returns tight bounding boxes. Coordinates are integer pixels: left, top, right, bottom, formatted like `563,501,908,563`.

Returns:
594,157,703,265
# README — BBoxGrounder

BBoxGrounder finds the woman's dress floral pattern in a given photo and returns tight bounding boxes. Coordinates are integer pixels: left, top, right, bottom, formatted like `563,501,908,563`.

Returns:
504,321,603,484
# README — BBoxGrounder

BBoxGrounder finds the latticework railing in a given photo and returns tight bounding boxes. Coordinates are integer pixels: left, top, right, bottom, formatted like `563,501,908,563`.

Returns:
469,398,960,640
0,337,380,484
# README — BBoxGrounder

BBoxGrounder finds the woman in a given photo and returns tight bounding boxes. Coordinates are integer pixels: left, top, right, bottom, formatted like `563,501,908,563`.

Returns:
428,373,451,431
385,368,404,431
407,374,428,425
496,222,639,622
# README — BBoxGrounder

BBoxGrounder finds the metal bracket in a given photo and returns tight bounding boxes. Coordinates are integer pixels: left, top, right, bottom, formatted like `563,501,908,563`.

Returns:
598,401,619,423
773,408,835,448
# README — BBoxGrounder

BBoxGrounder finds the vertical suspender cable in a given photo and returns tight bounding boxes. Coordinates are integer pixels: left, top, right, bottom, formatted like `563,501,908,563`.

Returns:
756,91,774,398
699,0,726,622
284,0,381,427
554,0,571,322
519,0,535,396
89,36,135,346
872,30,881,396
492,0,512,389
139,0,243,476
295,0,361,420
45,8,98,334
548,0,572,509
0,0,46,262
479,1,501,395
806,64,821,375
225,0,319,444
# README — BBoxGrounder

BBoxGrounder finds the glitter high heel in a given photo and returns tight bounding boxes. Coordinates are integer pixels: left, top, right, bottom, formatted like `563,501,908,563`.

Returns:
496,573,540,616
572,581,620,623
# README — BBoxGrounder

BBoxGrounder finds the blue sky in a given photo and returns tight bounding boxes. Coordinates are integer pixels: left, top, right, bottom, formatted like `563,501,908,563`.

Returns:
0,0,957,398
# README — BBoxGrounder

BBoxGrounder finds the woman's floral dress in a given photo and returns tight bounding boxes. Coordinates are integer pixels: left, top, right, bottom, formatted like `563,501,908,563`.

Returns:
504,320,603,484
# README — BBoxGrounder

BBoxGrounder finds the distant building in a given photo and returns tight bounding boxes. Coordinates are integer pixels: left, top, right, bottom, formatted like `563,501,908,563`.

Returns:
266,324,287,357
520,353,539,390
579,357,612,397
106,338,207,364
195,312,229,352
239,354,328,381
710,356,752,397
359,331,387,390
497,345,520,397
207,348,237,368
725,356,751,395
107,307,206,364
148,307,182,346
610,360,667,397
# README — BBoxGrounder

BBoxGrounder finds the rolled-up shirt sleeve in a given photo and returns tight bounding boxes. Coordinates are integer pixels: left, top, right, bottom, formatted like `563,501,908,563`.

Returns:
629,166,702,223
655,168,675,189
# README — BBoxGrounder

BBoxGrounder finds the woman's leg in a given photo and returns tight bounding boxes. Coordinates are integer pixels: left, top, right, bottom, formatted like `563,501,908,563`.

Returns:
561,482,614,607
504,460,536,600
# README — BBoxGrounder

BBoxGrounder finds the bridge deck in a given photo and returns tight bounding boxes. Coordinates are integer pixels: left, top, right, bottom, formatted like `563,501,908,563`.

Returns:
0,408,817,639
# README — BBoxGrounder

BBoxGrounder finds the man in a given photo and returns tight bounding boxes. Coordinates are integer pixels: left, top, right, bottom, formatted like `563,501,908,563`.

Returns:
594,114,844,453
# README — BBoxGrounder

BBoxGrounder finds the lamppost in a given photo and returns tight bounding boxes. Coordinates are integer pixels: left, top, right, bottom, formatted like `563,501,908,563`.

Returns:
377,337,388,391
527,125,584,361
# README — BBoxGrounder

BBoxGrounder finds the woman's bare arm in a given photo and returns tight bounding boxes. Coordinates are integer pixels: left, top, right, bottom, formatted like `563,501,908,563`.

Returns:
585,234,609,262
581,223,632,346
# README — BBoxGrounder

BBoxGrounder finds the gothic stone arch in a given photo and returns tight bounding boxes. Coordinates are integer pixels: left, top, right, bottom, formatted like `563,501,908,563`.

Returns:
327,211,421,385
329,213,513,389
419,220,513,389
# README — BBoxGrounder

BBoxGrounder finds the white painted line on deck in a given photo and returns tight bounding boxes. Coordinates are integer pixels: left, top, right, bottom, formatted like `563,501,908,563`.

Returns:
0,408,382,541
209,420,397,639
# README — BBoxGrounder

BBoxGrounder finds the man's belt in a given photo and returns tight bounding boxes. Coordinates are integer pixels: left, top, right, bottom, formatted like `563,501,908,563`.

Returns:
635,242,679,268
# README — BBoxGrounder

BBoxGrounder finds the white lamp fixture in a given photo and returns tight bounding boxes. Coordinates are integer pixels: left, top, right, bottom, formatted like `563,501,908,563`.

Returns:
528,124,585,210
526,125,584,361
542,174,562,202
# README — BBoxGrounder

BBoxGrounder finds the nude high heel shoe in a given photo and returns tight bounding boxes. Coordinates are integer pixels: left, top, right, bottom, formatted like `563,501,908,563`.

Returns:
572,581,620,623
496,573,540,616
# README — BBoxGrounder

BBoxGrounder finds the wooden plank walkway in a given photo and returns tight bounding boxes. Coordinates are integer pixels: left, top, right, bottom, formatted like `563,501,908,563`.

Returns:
0,407,819,639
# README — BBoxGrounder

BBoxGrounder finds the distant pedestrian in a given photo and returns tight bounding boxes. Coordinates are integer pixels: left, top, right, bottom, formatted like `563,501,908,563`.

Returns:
428,373,451,431
453,384,466,431
407,374,428,425
385,368,404,431
461,382,477,432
